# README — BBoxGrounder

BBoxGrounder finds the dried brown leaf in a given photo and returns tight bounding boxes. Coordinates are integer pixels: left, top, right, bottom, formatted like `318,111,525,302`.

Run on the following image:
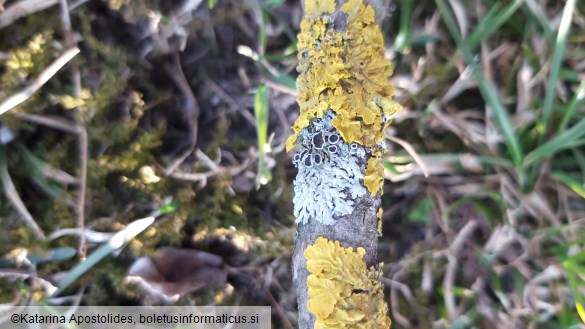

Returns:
125,247,228,300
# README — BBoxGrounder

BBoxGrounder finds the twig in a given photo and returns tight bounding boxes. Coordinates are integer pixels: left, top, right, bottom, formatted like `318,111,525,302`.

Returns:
390,287,412,327
381,276,414,327
0,0,59,29
385,133,430,177
14,113,79,133
162,54,200,176
0,271,57,295
76,127,88,259
263,287,295,329
59,0,86,260
169,157,251,185
444,220,478,320
204,77,257,126
60,0,81,96
0,48,80,116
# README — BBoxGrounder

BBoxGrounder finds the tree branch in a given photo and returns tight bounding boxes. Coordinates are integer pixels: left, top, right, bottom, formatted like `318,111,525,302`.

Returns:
289,0,399,328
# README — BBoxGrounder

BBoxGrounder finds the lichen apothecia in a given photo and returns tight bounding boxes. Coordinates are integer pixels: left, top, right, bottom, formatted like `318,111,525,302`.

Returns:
290,0,401,225
287,0,401,198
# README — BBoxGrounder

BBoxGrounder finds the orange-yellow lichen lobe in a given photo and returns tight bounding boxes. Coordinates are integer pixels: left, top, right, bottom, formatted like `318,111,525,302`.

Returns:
288,0,402,153
377,207,383,234
305,0,337,18
305,237,391,328
364,156,384,195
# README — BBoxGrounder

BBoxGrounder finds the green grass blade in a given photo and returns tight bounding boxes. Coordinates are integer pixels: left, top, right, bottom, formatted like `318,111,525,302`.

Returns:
254,83,271,188
18,144,65,197
466,0,524,51
159,199,179,214
572,149,585,177
395,0,414,52
522,0,553,39
540,0,576,137
27,247,77,264
263,52,297,62
436,0,523,166
578,302,585,324
259,10,268,54
260,65,296,90
559,80,585,132
552,172,585,198
0,146,45,239
525,118,585,166
562,256,585,324
51,216,155,297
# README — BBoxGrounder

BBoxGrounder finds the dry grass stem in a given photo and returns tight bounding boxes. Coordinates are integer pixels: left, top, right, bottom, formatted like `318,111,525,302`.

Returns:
0,0,59,29
0,48,80,116
444,220,478,320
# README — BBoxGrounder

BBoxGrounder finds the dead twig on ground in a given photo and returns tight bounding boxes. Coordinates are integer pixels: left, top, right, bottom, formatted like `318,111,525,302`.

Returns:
444,220,478,320
162,53,200,176
58,1,87,259
169,152,252,188
0,271,56,296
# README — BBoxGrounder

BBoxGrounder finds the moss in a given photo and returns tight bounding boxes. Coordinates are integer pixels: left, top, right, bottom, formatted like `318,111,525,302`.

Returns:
0,32,54,91
204,116,229,159
305,237,391,328
287,0,401,196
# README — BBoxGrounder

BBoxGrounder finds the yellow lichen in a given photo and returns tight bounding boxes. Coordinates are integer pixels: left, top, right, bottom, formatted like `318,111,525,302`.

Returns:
305,237,391,329
305,0,337,17
288,0,401,195
377,207,383,235
287,0,401,152
364,156,384,195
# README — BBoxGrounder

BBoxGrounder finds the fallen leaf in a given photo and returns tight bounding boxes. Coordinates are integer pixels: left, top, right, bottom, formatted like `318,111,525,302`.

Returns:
125,247,228,302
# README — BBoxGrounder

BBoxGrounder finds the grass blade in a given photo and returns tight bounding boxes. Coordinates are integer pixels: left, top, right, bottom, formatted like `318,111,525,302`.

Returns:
558,80,585,132
563,257,585,325
0,146,45,239
522,0,553,39
395,0,414,52
0,48,79,116
525,117,585,166
540,0,576,137
254,83,271,188
27,247,77,264
51,216,155,297
466,0,524,51
259,10,268,54
436,0,523,166
552,172,585,199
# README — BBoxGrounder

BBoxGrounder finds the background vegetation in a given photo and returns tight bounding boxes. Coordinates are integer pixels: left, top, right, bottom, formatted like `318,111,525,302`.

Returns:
0,0,584,328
